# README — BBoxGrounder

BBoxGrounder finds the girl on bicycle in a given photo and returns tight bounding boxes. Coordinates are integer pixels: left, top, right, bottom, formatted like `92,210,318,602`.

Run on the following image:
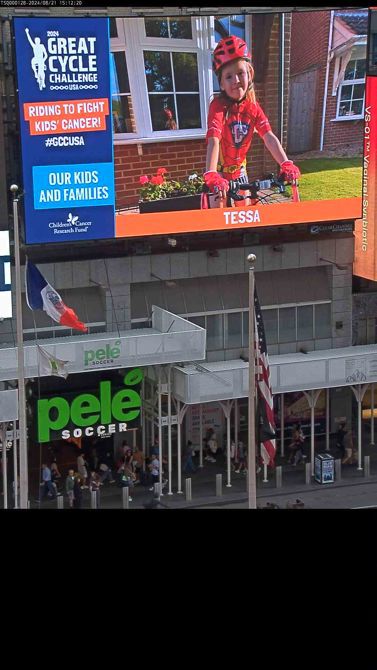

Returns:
204,36,301,205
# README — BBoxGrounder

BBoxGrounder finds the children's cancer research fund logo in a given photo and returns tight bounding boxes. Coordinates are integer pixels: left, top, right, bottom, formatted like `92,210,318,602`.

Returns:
24,27,99,92
48,213,93,236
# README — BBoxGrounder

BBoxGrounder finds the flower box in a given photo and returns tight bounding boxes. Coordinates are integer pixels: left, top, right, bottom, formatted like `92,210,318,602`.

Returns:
139,193,202,214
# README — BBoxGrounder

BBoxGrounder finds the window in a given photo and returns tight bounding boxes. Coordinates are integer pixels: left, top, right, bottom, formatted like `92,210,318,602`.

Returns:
263,308,278,345
145,17,192,40
279,307,296,343
144,50,200,131
111,17,207,140
226,312,242,348
110,51,137,134
337,47,366,119
207,314,224,350
314,303,332,339
297,305,314,341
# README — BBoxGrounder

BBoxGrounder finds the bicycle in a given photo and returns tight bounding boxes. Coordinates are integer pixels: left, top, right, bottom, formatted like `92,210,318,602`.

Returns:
201,172,300,209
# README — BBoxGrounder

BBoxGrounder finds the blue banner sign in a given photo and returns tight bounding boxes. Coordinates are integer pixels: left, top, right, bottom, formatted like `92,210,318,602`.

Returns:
14,17,115,244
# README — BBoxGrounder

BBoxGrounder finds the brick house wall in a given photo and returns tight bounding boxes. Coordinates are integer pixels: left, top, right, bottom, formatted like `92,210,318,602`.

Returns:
322,57,364,150
115,13,291,209
290,9,364,152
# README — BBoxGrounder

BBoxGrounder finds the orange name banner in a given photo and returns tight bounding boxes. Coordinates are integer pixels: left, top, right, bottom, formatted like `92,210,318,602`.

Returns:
24,98,109,135
116,197,362,238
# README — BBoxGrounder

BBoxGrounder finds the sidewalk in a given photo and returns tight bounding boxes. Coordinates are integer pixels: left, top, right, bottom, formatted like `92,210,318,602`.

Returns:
24,441,377,510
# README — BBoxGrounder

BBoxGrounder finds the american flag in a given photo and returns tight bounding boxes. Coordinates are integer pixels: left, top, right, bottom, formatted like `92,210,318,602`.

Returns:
254,288,276,467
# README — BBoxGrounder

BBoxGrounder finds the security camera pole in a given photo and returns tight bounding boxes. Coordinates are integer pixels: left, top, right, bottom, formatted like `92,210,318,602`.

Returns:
10,184,28,509
247,253,257,509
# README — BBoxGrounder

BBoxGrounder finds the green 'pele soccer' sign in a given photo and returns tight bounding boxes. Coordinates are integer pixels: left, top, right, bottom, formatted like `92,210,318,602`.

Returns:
36,368,143,443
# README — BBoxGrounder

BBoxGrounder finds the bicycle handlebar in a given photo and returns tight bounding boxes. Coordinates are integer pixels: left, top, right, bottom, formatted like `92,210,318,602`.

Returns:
227,173,287,201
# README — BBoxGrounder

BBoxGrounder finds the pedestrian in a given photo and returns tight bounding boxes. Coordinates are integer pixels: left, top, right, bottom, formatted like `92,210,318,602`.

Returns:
73,476,83,509
342,430,357,465
204,35,301,207
65,468,75,508
89,470,101,492
132,446,145,483
183,440,196,473
41,463,57,499
98,461,116,484
77,452,88,488
234,440,247,474
336,422,347,459
204,427,218,463
149,453,163,491
50,458,62,491
293,423,306,466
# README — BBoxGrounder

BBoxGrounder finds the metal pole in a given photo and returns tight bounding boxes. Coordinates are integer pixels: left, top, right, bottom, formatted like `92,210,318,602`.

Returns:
185,477,192,501
199,404,203,467
13,438,18,509
357,385,362,470
247,253,257,509
226,404,231,487
276,465,282,488
371,383,375,445
90,490,97,509
280,393,285,457
234,399,238,457
122,486,129,509
311,392,315,476
57,495,64,509
141,377,146,454
325,388,330,451
364,455,370,478
167,365,172,495
177,399,183,494
11,185,28,509
216,473,222,497
158,369,163,492
335,458,342,481
1,425,7,510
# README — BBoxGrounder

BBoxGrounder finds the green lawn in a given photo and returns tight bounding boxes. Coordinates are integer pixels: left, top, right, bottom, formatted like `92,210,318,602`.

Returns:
291,157,362,201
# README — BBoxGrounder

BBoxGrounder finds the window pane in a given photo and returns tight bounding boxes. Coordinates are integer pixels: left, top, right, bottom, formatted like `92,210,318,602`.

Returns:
355,59,366,78
145,19,169,38
226,312,242,348
176,94,201,129
149,94,176,131
339,101,351,116
169,18,192,39
350,99,363,115
230,15,246,39
144,51,173,92
112,96,135,133
340,85,351,102
213,15,245,91
344,59,356,80
353,83,365,99
207,314,223,350
315,303,331,339
263,308,278,345
355,319,367,345
279,307,296,343
110,18,118,39
110,52,130,94
215,16,230,41
172,52,199,91
297,305,313,341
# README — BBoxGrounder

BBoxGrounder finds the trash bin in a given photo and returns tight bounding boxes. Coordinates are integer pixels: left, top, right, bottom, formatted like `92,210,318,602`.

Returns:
314,453,335,484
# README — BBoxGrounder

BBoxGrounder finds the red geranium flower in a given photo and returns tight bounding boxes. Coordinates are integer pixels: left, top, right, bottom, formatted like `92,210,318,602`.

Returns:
151,175,164,185
139,175,149,185
157,167,167,176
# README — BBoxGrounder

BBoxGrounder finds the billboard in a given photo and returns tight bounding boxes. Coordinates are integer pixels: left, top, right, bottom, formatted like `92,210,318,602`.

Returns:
354,8,377,280
13,10,364,244
111,10,362,239
0,231,11,319
13,17,115,244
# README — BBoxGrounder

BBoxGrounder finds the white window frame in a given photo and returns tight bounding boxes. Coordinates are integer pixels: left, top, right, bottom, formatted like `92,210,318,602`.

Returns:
111,17,212,143
335,44,366,121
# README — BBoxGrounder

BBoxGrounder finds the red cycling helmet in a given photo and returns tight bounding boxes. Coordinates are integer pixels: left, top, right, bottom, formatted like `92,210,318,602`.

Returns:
212,36,251,74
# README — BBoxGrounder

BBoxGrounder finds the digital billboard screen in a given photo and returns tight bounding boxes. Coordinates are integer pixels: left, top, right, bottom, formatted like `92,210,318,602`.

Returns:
13,17,115,244
14,10,363,245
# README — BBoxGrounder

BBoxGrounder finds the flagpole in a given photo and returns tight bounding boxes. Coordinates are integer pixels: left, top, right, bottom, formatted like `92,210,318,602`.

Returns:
247,253,257,510
10,184,28,509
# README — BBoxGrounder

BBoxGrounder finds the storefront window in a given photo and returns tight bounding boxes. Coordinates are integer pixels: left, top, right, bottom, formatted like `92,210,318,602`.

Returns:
279,307,296,343
297,305,314,341
207,314,224,350
226,312,242,348
314,303,332,339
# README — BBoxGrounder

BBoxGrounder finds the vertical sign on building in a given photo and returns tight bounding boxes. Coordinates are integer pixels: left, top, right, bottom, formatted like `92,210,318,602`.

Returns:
354,8,377,280
0,231,11,318
13,17,115,244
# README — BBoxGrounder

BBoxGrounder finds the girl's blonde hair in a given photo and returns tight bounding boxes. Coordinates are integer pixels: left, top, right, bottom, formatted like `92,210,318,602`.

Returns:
217,59,256,105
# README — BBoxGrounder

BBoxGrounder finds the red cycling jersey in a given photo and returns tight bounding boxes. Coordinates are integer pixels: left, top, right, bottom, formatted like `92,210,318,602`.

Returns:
206,95,272,180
